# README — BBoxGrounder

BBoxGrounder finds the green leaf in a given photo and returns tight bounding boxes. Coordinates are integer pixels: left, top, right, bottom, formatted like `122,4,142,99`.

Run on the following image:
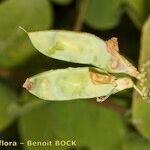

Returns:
84,0,123,30
23,67,134,101
26,30,139,78
122,133,150,150
0,0,53,68
125,0,150,29
0,83,18,131
19,93,126,150
132,18,150,139
51,0,72,5
84,0,150,30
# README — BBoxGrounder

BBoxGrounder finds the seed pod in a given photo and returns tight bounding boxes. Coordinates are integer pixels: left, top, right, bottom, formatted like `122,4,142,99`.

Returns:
24,29,139,78
23,67,133,101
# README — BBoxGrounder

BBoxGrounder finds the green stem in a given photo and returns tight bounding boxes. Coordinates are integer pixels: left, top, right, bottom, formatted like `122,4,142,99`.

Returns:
8,101,45,119
100,100,129,115
133,84,143,97
74,0,89,31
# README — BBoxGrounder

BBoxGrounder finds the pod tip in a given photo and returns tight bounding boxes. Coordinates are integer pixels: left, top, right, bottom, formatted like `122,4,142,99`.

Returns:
18,26,27,33
23,78,33,91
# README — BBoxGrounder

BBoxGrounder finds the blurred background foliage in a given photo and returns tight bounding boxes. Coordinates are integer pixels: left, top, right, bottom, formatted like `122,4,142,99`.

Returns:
0,0,150,150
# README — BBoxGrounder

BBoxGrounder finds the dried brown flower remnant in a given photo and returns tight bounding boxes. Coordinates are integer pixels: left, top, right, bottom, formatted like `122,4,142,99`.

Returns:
106,37,140,79
90,72,116,85
23,78,33,91
106,37,119,53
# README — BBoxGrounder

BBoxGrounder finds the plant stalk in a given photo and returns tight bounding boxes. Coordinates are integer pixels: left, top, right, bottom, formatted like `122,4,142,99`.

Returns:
74,0,88,31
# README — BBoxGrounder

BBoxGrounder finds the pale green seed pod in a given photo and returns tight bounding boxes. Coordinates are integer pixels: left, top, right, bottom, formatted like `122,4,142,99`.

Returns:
23,67,133,101
25,29,139,78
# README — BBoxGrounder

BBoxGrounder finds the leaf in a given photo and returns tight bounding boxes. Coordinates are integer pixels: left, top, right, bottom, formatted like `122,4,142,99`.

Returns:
122,133,150,150
26,30,139,78
132,18,150,139
125,0,150,29
19,93,126,150
0,0,53,68
23,67,134,101
84,0,123,30
84,0,150,30
0,83,18,131
51,0,72,5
